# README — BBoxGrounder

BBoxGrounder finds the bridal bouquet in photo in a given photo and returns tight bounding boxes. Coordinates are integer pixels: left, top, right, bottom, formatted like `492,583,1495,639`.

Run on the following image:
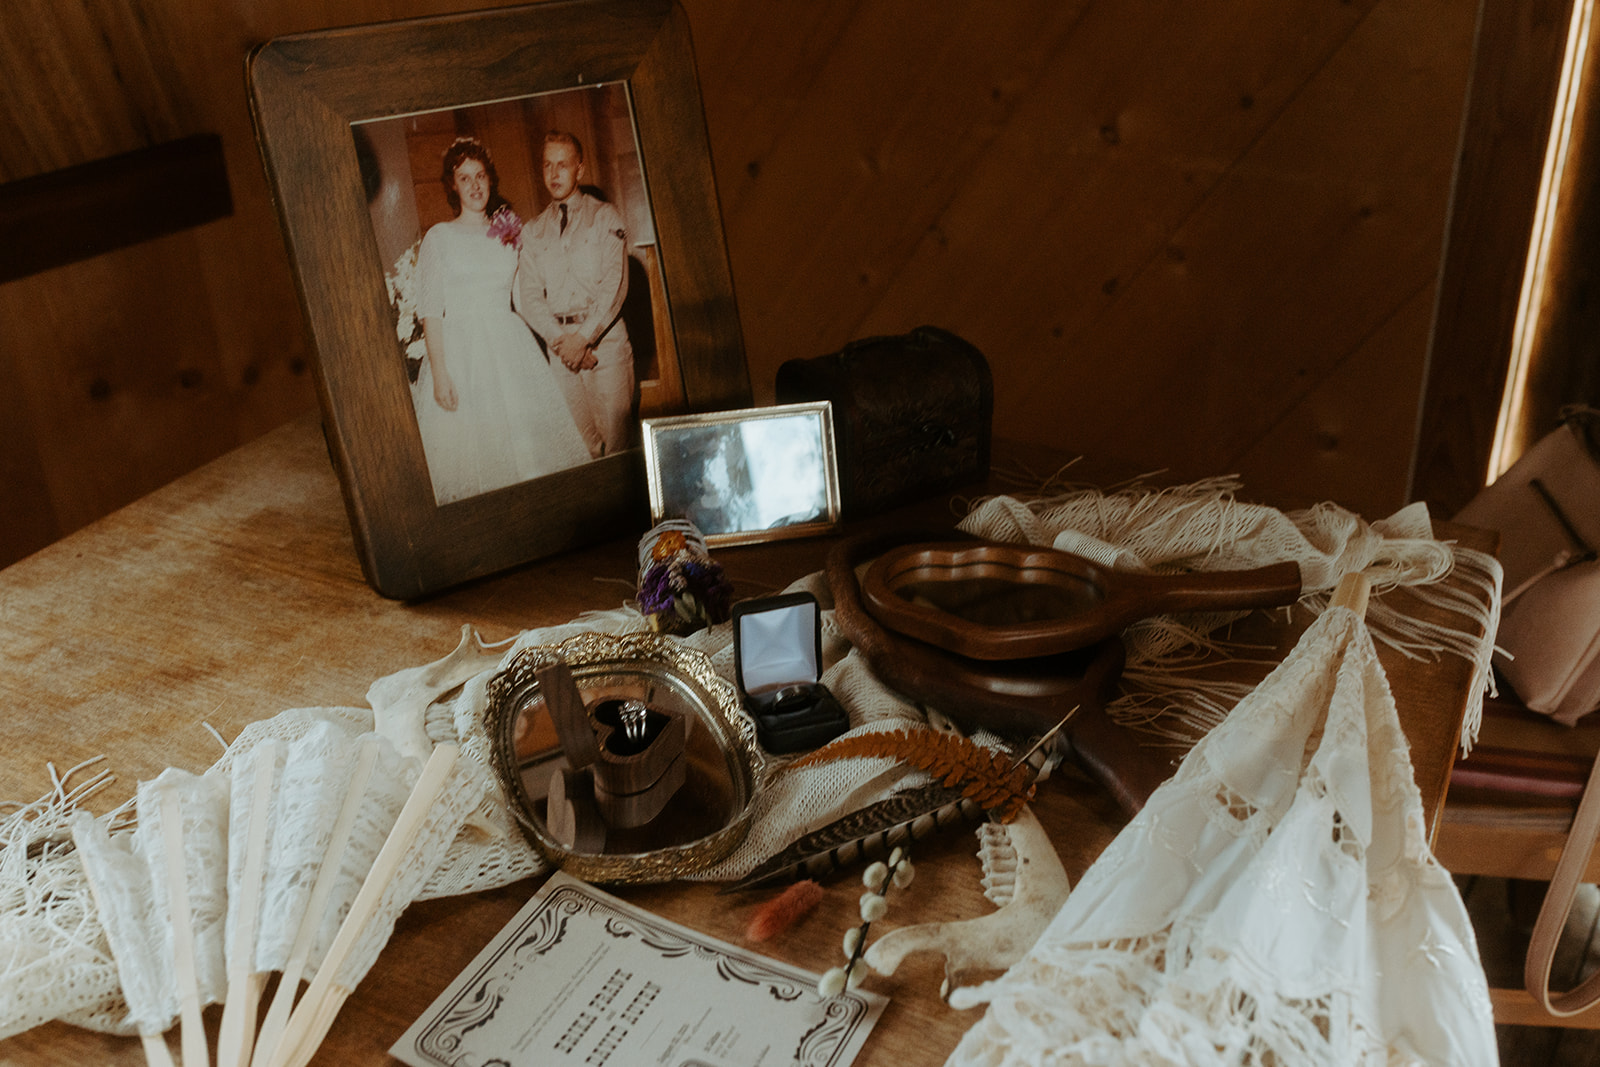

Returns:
386,241,426,384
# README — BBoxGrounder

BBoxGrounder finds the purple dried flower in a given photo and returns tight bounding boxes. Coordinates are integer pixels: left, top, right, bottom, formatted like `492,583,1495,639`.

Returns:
638,564,678,614
680,559,733,622
636,555,732,633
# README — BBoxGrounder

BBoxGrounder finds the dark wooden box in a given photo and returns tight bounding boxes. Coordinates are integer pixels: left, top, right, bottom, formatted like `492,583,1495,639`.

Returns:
775,326,993,518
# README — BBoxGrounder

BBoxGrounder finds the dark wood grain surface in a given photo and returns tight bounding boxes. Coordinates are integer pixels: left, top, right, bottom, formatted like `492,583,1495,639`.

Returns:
1410,0,1577,516
0,134,232,283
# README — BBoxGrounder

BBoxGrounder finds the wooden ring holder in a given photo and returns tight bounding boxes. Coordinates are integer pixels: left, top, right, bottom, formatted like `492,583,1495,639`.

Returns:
536,660,690,833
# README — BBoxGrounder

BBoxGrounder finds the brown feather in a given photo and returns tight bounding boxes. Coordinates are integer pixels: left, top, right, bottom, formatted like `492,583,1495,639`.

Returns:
787,729,1035,822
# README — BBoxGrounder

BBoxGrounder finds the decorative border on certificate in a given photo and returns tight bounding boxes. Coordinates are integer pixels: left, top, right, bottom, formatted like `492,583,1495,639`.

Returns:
392,871,886,1067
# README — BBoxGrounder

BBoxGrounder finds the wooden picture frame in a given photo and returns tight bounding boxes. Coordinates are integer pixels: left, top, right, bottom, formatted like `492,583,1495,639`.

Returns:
248,0,748,599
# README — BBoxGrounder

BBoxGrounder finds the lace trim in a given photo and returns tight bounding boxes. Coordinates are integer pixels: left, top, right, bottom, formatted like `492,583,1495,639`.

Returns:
959,482,1499,751
0,760,130,1039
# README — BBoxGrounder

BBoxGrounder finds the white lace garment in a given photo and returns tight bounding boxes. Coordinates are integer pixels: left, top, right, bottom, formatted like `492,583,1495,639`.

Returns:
943,603,1497,1066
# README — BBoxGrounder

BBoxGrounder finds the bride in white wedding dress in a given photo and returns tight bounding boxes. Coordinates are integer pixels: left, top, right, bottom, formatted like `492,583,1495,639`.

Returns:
412,136,591,505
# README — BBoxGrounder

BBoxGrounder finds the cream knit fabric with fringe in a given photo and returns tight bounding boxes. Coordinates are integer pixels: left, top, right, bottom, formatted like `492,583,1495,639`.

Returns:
959,480,1500,750
0,761,130,1040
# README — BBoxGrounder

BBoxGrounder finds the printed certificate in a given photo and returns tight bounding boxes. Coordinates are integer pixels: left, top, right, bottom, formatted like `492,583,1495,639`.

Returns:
392,871,887,1067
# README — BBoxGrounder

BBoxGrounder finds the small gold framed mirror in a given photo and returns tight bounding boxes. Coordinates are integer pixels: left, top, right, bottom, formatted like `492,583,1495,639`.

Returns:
641,402,841,548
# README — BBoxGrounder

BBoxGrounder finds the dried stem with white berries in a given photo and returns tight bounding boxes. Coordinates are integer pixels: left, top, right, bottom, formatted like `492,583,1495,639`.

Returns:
818,847,914,998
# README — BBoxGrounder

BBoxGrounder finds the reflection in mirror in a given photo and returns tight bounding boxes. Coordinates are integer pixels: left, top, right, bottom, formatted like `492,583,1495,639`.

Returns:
643,402,841,547
891,569,1104,628
511,677,735,855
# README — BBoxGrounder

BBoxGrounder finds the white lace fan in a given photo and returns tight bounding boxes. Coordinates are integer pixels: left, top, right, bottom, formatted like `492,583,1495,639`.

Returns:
71,768,231,1067
243,724,412,1067
265,740,479,1067
216,739,283,1067
945,575,1498,1066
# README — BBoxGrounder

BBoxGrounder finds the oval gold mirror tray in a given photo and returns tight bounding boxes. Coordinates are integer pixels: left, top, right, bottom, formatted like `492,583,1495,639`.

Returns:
485,632,766,884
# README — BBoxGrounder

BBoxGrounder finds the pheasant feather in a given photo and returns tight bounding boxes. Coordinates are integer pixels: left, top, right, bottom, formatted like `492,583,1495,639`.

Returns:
721,781,983,894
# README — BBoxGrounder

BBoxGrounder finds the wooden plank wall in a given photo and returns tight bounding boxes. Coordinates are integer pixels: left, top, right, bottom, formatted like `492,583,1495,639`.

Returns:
1507,0,1600,459
1412,0,1575,517
0,0,1480,572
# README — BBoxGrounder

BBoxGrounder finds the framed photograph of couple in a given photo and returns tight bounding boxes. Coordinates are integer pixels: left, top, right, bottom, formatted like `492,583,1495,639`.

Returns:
248,0,749,598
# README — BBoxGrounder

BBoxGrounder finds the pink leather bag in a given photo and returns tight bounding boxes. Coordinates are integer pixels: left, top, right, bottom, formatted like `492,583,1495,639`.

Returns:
1456,407,1600,1017
1456,407,1600,724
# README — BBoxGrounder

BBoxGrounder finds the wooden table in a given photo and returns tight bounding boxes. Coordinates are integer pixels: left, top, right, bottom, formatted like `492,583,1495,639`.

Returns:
0,415,1492,1066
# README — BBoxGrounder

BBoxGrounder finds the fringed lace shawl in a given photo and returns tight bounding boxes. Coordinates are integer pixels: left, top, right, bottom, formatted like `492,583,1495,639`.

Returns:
958,478,1501,751
944,604,1497,1066
0,760,129,1040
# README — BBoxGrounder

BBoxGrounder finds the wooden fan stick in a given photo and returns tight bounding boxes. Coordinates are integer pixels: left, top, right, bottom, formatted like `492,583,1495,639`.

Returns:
217,741,282,1067
268,742,461,1067
1331,572,1372,615
158,782,209,1067
139,1033,179,1067
249,736,382,1067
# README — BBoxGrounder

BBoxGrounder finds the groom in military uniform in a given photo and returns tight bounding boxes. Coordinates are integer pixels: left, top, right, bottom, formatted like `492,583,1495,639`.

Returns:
517,130,635,458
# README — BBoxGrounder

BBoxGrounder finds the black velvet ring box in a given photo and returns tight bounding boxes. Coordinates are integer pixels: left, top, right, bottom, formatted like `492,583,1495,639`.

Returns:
732,591,850,754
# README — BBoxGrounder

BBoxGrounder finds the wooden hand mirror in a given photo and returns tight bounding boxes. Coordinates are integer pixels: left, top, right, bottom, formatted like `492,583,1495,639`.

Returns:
828,529,1160,814
860,540,1301,660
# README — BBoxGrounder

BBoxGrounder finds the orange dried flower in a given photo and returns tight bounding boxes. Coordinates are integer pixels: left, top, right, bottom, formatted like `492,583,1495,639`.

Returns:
747,879,826,942
651,530,688,560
